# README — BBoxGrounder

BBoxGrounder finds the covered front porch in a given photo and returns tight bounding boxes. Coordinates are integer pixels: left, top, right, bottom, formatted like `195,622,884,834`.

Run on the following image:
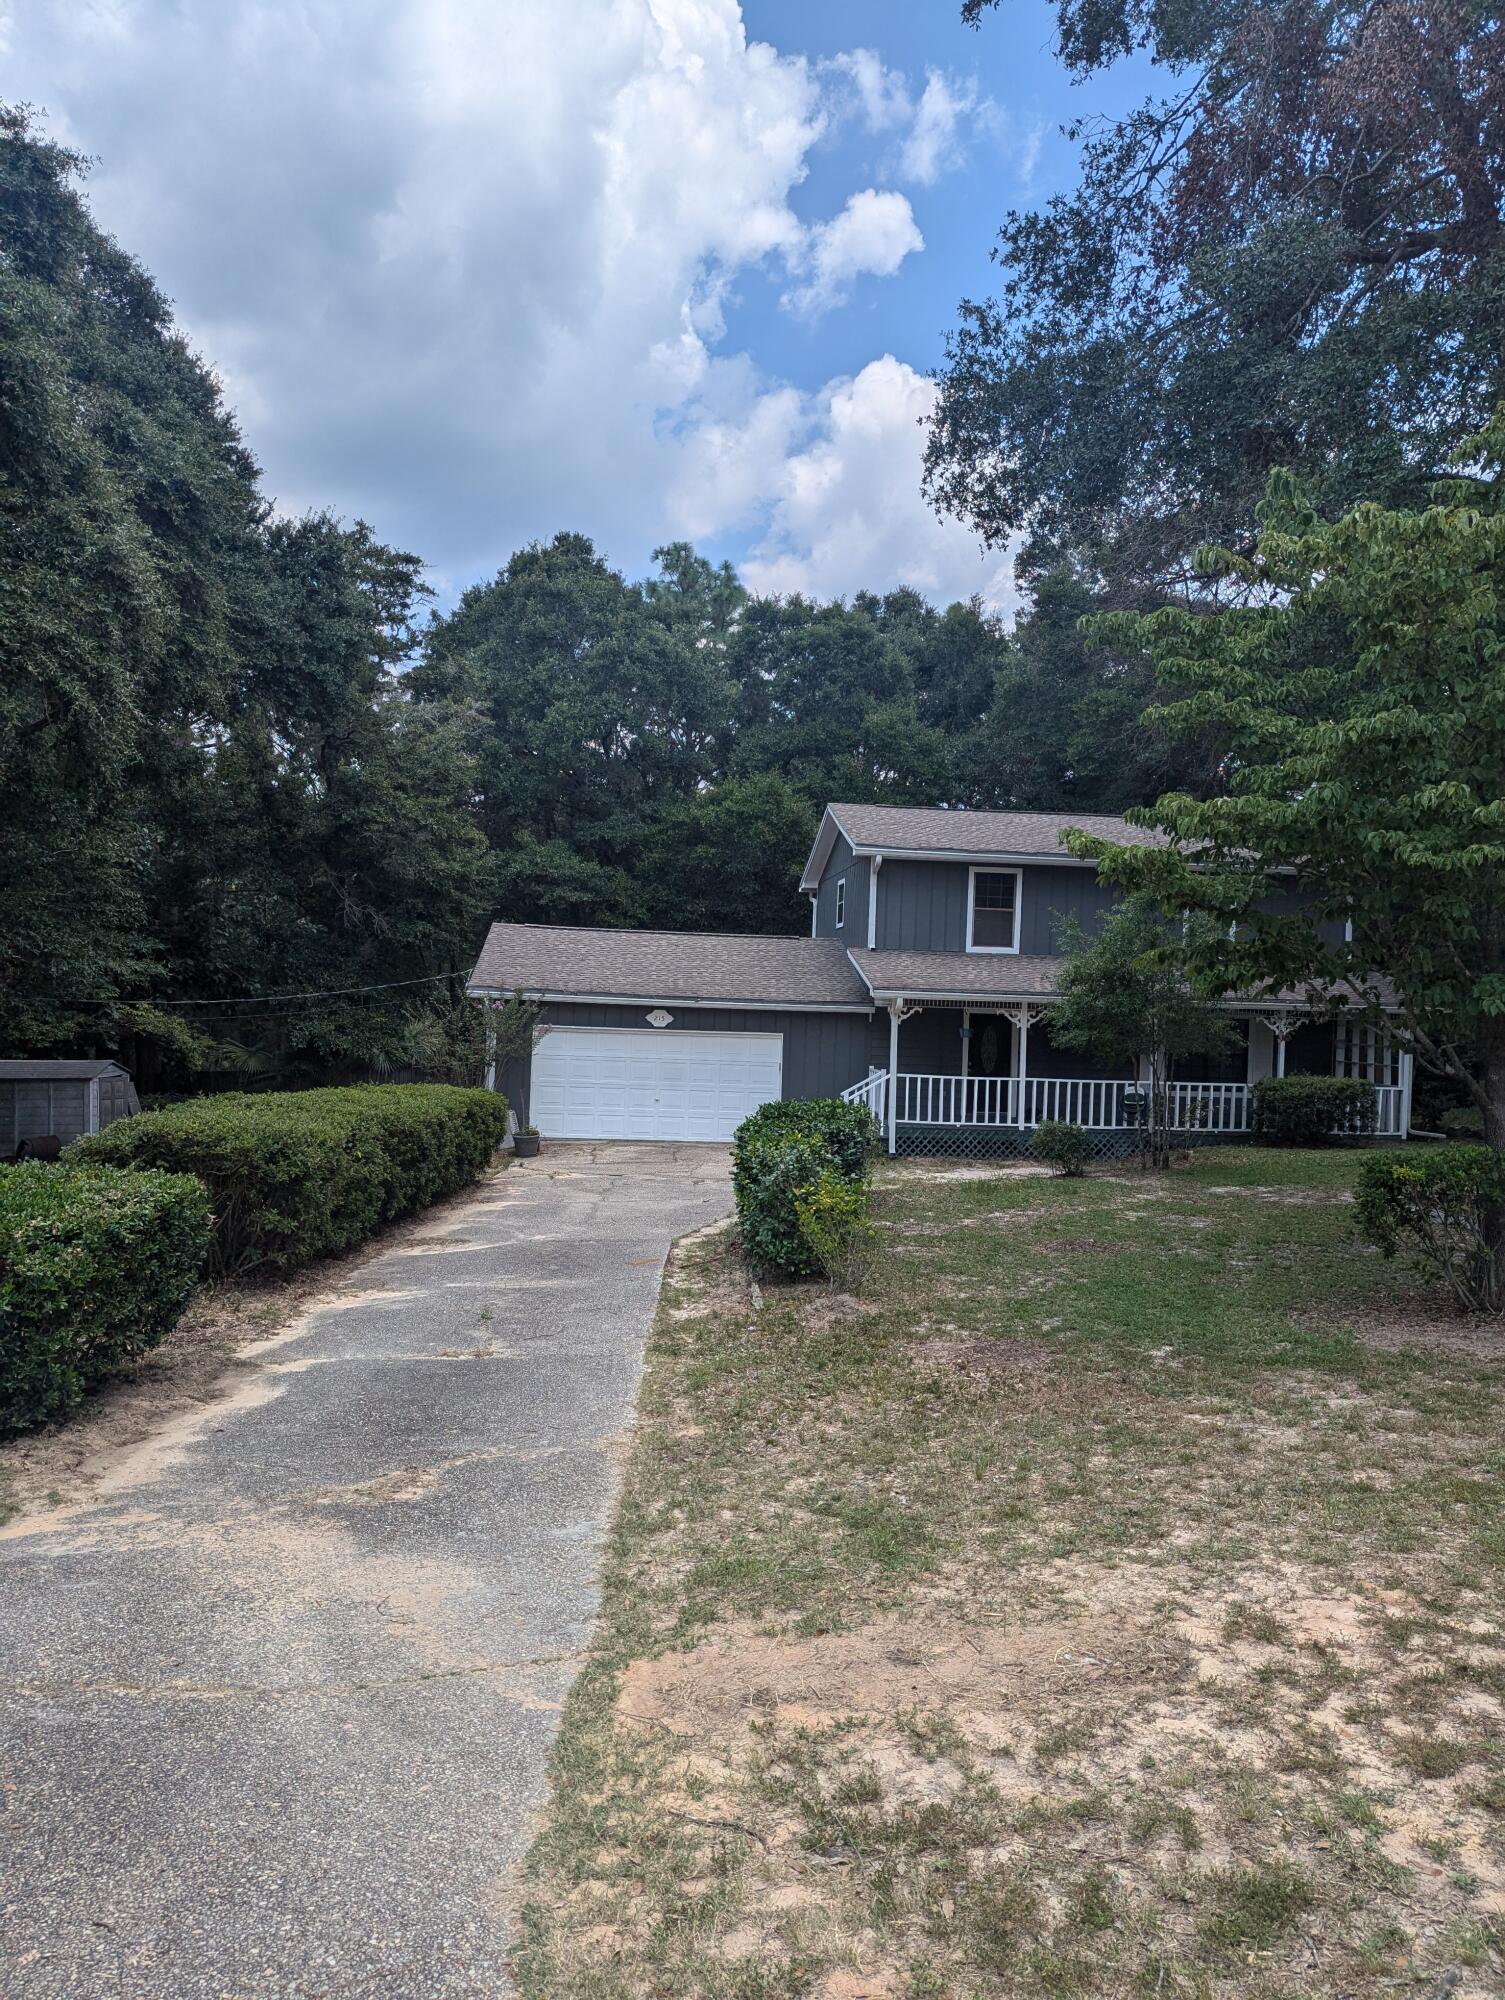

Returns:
841,998,1412,1154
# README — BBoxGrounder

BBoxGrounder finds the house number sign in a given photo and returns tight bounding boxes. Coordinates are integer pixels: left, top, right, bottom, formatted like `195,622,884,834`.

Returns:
646,1009,673,1027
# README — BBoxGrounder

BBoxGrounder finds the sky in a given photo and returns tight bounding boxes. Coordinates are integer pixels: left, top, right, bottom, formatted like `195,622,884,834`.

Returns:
0,0,1142,617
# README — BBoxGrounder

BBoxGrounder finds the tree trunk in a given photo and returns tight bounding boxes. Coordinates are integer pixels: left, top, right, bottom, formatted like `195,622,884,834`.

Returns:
1479,1032,1505,1312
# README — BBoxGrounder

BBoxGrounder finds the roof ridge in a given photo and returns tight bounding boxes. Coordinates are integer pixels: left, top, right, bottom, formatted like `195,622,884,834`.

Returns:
482,920,843,947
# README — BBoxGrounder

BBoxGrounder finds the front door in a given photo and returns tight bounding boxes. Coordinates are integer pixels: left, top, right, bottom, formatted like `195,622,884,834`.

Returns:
968,1013,1012,1080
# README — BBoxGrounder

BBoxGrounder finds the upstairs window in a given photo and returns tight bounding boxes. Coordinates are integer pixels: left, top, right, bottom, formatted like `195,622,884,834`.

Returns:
968,867,1020,952
834,876,846,929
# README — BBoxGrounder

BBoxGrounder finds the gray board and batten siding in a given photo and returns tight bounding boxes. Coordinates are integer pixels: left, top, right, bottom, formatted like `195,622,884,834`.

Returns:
0,1060,140,1151
812,834,871,941
871,858,1119,956
499,1001,886,1119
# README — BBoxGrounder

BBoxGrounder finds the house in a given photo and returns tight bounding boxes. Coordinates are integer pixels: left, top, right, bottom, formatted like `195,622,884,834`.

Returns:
466,802,1413,1151
0,1059,141,1156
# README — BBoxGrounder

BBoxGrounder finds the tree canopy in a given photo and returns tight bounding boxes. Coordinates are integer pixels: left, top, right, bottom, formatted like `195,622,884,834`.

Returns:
934,0,1505,599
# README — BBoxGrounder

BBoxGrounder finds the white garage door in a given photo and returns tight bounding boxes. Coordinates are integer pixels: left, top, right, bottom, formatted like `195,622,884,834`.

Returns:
530,1028,783,1142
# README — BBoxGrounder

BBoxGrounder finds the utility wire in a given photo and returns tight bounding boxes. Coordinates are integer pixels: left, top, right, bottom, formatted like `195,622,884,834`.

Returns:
59,972,464,1009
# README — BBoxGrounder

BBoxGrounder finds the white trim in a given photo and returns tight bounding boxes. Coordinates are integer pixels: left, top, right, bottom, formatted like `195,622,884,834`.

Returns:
798,806,857,892
965,865,1022,955
531,1024,784,1044
834,875,846,929
855,843,1095,870
470,989,873,1015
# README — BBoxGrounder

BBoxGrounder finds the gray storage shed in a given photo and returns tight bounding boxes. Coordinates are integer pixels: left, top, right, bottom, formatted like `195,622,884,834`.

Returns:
0,1061,141,1154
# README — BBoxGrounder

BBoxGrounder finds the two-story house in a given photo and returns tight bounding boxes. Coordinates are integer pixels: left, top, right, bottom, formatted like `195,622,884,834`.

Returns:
466,802,1413,1150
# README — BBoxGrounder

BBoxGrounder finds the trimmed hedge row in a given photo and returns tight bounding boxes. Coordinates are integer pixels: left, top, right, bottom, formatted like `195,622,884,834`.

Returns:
1252,1074,1377,1145
75,1084,508,1277
1,1162,211,1432
732,1097,878,1275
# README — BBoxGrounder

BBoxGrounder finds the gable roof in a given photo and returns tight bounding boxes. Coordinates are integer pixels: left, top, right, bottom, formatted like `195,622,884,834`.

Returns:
0,1060,129,1081
800,802,1168,890
467,921,871,1010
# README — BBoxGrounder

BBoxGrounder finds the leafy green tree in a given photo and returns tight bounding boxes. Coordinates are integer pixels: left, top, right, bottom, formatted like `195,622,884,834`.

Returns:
1050,899,1239,1168
935,0,1505,597
637,774,818,936
1065,419,1505,1166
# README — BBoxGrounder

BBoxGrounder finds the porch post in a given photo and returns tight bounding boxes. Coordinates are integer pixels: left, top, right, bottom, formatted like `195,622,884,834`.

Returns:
1399,1047,1414,1139
1015,1002,1031,1126
1275,1032,1286,1078
887,999,901,1155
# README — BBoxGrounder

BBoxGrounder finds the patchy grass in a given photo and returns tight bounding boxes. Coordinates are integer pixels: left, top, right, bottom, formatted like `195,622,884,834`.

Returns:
515,1148,1505,2000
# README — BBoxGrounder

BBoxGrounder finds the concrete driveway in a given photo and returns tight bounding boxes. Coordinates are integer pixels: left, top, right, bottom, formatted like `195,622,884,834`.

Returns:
1,1142,732,1999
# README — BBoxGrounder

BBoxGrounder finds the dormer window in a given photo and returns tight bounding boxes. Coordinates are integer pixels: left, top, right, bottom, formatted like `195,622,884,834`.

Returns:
834,876,846,929
967,867,1021,953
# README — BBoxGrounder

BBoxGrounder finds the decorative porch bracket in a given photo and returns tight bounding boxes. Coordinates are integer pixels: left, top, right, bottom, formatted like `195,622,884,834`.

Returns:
1251,1011,1312,1079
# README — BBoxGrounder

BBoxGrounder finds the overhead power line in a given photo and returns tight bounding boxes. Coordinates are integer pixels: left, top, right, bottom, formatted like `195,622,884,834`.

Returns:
61,972,464,1010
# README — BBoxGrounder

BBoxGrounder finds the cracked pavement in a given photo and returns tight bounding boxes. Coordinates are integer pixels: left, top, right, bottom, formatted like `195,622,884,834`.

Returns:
1,1141,732,1999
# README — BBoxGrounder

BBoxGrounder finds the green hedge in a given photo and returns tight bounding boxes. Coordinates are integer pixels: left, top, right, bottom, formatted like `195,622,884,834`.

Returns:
1252,1073,1378,1145
1354,1143,1505,1314
732,1097,878,1276
1,1162,211,1432
75,1084,508,1277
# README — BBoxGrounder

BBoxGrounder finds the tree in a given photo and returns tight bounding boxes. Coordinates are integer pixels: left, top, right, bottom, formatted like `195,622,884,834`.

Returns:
637,774,818,936
933,0,1505,598
1050,898,1239,1168
1063,418,1505,1168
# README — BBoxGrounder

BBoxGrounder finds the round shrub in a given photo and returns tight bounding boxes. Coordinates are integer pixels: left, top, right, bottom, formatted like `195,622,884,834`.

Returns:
1354,1143,1505,1314
794,1169,875,1290
1253,1074,1377,1145
1,1162,211,1432
1030,1119,1091,1177
733,1097,879,1180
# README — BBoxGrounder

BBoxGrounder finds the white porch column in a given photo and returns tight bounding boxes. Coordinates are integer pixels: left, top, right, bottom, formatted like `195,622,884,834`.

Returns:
1399,1048,1415,1138
887,999,902,1155
1276,1034,1287,1078
1015,1002,1031,1126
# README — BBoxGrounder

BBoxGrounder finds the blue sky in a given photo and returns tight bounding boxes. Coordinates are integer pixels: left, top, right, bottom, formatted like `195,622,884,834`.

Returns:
2,0,1146,617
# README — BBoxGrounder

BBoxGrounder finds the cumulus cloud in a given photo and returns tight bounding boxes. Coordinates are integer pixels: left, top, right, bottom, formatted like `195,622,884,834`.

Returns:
783,188,924,316
4,0,1010,612
735,357,1018,616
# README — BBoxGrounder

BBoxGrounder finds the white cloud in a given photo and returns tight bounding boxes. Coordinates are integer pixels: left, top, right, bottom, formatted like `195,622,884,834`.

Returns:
784,188,924,315
900,72,978,186
824,48,912,132
3,0,1009,612
733,357,1018,616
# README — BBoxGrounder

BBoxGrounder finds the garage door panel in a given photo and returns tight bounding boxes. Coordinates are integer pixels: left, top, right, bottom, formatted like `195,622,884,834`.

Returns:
530,1028,784,1141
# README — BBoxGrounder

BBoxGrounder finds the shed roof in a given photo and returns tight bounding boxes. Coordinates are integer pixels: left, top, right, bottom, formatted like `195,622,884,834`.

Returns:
467,921,872,1010
801,803,1168,890
0,1060,128,1081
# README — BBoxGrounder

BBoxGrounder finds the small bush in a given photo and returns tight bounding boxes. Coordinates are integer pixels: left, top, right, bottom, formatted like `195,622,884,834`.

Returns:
1030,1118,1090,1177
732,1131,838,1276
75,1083,508,1277
733,1096,879,1180
795,1169,875,1289
1253,1073,1377,1145
1354,1143,1505,1314
1,1162,211,1432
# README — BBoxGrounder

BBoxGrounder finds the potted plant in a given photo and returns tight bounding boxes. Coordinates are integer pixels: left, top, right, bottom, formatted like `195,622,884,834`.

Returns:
513,1124,541,1159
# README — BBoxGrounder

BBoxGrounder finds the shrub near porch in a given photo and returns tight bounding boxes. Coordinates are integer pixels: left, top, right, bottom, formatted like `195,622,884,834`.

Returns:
517,1148,1505,2000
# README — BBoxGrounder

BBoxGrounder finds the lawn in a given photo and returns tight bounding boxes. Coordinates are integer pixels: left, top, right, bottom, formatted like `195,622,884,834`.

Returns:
515,1147,1505,2000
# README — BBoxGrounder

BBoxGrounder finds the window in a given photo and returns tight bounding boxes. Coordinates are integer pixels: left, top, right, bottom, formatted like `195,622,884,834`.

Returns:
834,876,846,928
967,868,1020,952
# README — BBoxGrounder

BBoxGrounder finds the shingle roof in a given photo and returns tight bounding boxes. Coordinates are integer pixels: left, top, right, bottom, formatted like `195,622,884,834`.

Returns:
847,950,1070,1000
467,921,872,1008
829,803,1169,859
0,1059,127,1080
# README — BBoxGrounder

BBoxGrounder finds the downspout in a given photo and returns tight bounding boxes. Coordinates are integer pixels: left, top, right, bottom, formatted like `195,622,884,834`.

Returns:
867,855,883,951
483,1002,497,1094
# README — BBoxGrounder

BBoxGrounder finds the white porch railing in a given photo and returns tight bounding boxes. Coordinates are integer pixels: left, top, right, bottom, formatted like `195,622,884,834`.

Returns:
874,1073,1255,1133
843,1071,1413,1141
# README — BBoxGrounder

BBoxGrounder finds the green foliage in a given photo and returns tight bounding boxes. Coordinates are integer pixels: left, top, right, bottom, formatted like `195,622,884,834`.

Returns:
75,1084,507,1277
1253,1076,1377,1147
1050,898,1239,1167
0,1162,210,1431
732,1098,878,1277
1030,1119,1091,1177
794,1170,876,1290
939,0,1503,597
733,1098,879,1182
1069,416,1505,1157
1354,1145,1505,1315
